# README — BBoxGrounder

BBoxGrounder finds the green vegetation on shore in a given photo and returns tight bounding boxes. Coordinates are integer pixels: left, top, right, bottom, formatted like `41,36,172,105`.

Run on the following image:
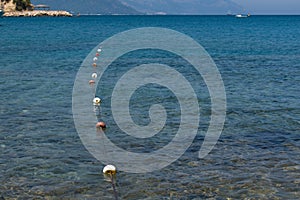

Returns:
1,0,73,16
1,0,33,11
14,0,32,11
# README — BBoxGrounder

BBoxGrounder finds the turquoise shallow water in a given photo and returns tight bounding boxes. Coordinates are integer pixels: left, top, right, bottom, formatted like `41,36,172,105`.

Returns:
0,16,300,199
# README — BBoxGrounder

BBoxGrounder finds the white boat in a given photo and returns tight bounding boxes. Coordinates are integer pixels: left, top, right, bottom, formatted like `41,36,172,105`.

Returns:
235,14,250,18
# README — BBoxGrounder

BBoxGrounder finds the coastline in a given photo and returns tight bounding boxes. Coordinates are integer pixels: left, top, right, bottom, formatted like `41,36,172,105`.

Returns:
3,10,72,17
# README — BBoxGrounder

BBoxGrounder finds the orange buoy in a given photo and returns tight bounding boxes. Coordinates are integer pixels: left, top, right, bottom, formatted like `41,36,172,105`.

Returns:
96,121,106,129
89,80,95,85
93,63,97,67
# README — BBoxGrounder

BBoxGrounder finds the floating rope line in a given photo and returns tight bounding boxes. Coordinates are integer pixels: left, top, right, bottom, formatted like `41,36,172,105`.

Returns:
90,47,119,200
110,173,119,200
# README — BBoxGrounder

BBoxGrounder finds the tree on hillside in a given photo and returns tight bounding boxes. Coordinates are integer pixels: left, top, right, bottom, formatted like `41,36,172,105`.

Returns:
14,0,32,11
1,0,33,11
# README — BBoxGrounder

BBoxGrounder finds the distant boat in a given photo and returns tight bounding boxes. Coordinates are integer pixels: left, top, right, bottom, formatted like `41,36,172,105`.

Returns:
235,14,250,18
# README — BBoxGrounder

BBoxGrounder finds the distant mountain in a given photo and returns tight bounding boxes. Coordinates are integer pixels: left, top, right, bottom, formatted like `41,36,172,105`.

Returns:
30,0,141,14
31,0,243,15
120,0,243,15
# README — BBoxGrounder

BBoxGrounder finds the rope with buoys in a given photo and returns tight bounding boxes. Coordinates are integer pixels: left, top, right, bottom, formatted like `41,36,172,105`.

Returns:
89,47,119,200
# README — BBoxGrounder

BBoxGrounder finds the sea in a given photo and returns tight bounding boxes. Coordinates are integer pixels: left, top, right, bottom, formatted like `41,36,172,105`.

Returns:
0,15,299,199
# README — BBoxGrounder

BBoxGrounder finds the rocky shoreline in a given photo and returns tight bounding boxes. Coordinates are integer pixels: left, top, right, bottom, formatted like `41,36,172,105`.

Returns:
3,10,72,17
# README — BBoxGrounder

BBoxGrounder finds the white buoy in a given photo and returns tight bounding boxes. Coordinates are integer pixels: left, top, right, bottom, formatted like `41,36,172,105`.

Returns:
97,48,102,52
92,73,97,78
93,57,98,61
93,97,101,105
103,165,116,175
103,164,119,199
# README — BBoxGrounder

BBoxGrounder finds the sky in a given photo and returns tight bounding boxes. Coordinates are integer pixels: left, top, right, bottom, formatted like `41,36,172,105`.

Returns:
231,0,300,14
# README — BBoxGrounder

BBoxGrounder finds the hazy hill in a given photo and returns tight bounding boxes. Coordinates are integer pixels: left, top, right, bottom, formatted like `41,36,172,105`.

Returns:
30,0,141,14
30,0,243,15
120,0,243,14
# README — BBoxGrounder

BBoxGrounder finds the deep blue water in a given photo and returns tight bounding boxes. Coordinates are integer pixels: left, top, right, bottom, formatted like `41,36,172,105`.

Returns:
0,16,299,199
